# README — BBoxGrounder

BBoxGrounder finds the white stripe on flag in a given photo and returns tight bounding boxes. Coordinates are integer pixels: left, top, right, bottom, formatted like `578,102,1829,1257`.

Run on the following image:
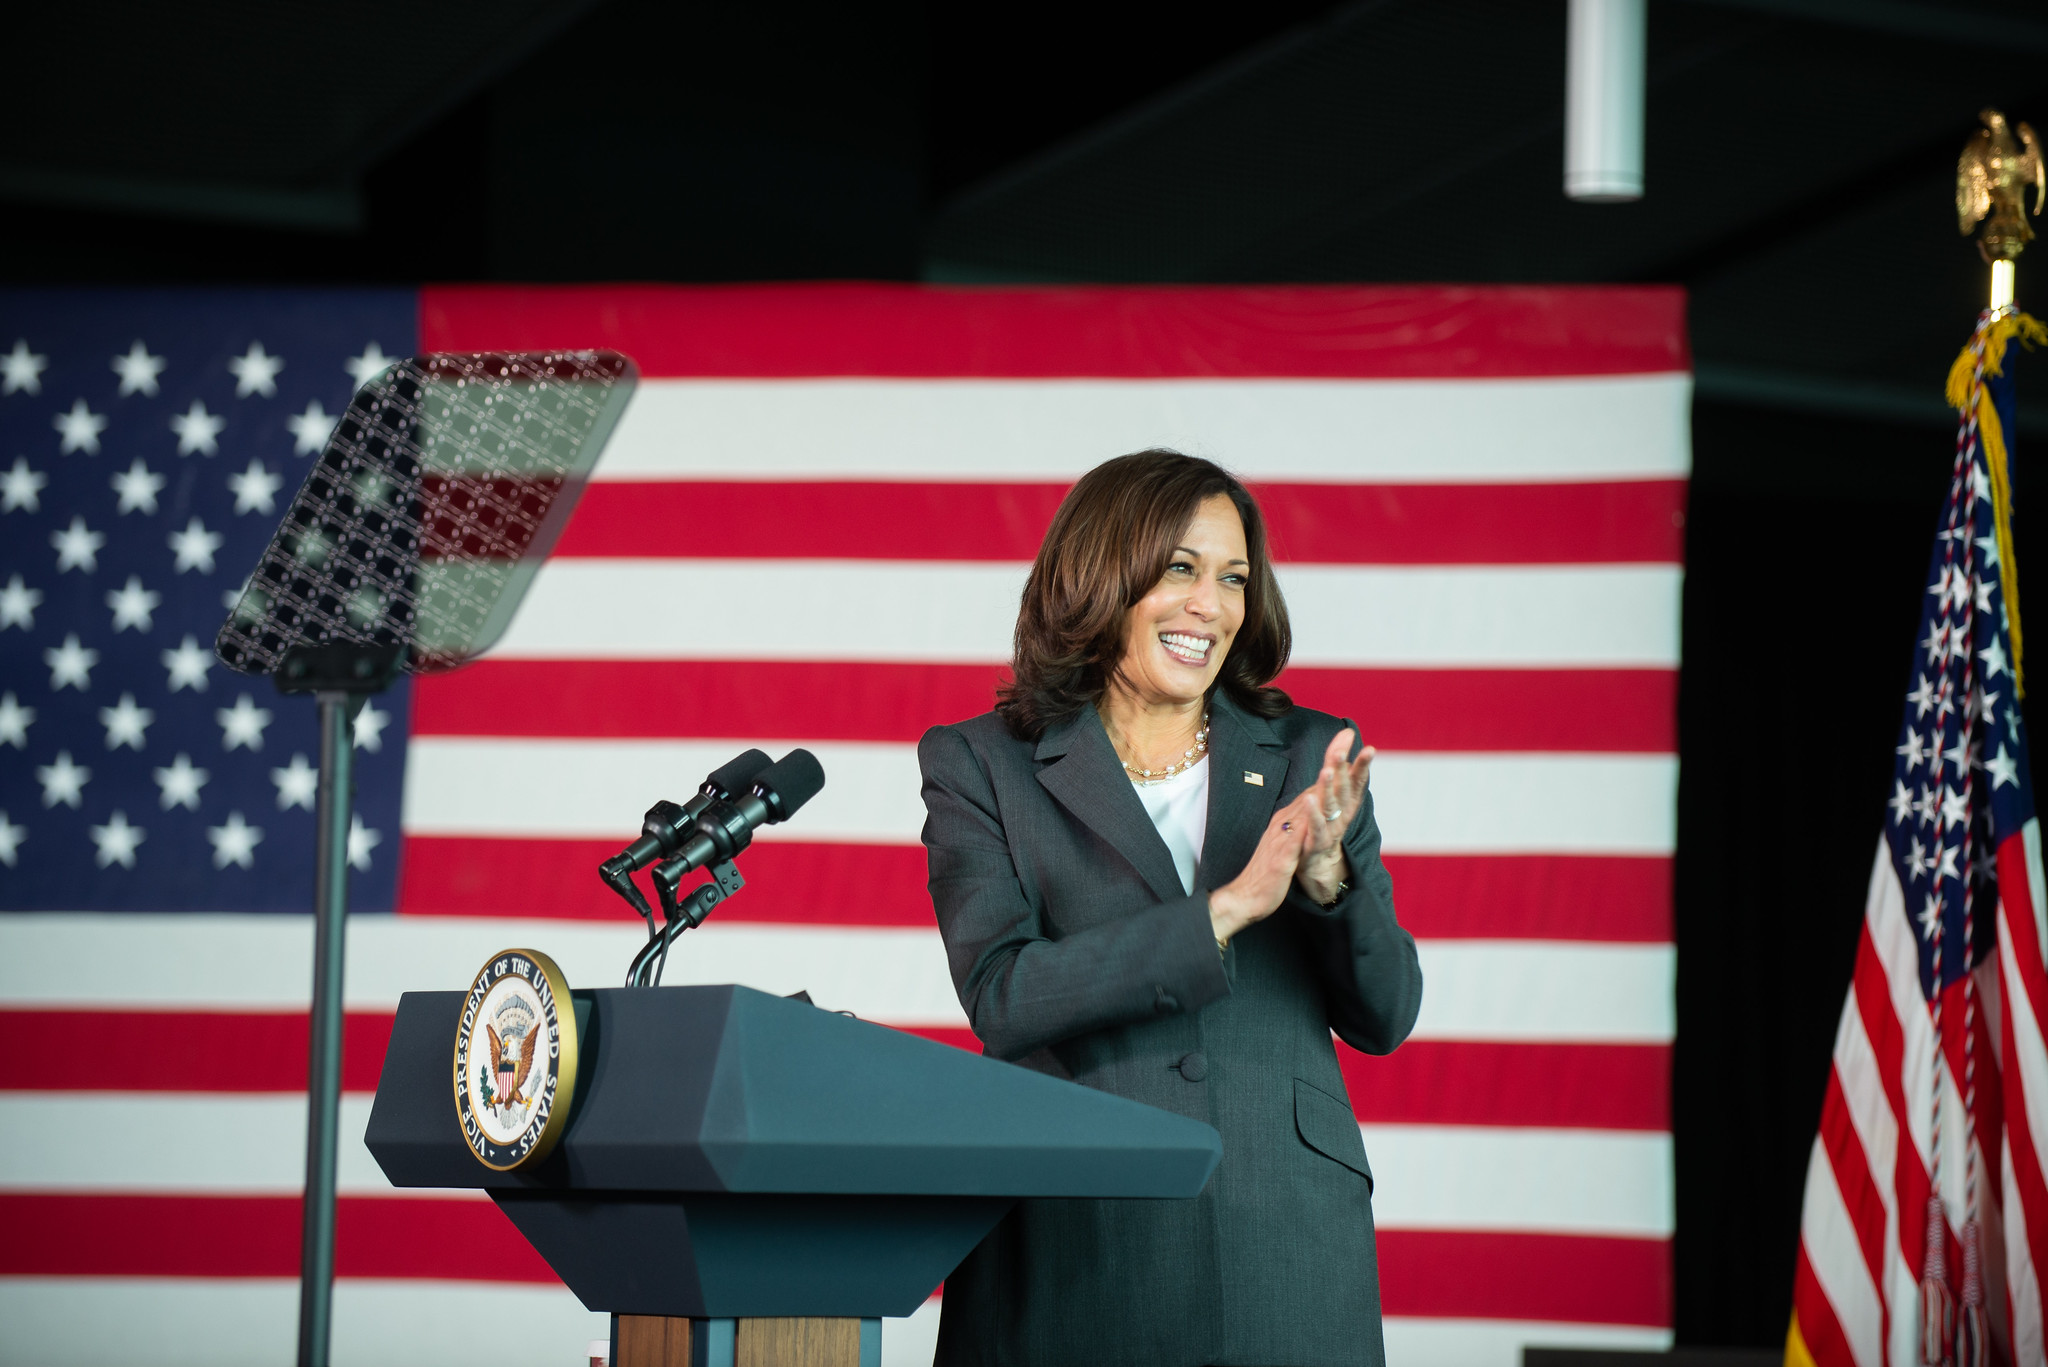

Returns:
1798,1135,1886,1367
1,1098,1669,1237
0,1094,415,1196
399,738,1680,855
1363,1123,1671,1236
486,561,1684,669
1378,1318,1673,1367
1410,941,1674,1043
0,916,1674,1043
1828,973,1913,1367
2004,1133,2046,1367
591,375,1694,483
0,1277,610,1367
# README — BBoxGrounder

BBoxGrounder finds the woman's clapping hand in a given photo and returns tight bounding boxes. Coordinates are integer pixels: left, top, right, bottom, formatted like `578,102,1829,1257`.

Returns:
1208,728,1373,942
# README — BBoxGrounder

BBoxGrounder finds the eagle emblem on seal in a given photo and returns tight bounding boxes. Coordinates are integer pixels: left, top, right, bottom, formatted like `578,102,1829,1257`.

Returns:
479,997,542,1126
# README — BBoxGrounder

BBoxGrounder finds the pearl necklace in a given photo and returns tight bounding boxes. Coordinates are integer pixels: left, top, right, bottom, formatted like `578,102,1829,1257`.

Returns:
1119,713,1210,785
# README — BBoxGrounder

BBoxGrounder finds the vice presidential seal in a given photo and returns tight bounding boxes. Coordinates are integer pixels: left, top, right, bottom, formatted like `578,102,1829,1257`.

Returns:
453,948,579,1170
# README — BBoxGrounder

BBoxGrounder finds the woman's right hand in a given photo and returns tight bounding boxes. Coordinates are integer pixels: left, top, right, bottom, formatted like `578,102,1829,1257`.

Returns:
1209,799,1313,942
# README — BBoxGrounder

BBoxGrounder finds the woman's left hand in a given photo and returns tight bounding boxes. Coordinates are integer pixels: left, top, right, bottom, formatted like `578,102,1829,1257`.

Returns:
1291,728,1373,904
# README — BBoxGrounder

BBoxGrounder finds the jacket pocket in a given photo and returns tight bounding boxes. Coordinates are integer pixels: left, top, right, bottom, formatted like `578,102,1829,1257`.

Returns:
1294,1077,1373,1190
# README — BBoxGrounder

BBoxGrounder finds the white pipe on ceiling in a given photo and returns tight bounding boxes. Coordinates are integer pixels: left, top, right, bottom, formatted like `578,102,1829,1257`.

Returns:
1565,0,1646,202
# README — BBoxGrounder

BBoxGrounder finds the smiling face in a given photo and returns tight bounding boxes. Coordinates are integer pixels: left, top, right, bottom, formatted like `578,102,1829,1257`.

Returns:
1110,492,1250,710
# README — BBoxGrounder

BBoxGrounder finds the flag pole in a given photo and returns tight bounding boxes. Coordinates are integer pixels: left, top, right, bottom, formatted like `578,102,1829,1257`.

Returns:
1959,107,2042,313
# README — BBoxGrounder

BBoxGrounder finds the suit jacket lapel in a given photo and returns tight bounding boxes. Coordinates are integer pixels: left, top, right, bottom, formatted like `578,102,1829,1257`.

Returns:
1200,694,1290,891
1035,707,1189,904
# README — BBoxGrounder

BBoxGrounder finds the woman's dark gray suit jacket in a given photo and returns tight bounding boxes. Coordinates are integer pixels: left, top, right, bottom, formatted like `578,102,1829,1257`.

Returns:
918,690,1424,1367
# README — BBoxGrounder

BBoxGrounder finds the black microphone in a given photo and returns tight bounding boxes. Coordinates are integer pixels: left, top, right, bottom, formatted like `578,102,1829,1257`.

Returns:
651,748,826,883
601,749,773,878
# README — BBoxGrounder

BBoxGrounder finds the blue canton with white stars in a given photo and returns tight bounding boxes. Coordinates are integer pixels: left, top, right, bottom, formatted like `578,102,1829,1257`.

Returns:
0,291,416,913
1886,362,2039,999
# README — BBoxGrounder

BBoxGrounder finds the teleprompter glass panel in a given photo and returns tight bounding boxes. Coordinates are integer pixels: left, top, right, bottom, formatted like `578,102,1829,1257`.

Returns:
215,350,637,677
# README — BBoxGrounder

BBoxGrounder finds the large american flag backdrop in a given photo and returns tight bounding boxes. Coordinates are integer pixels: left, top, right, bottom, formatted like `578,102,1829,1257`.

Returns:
0,284,1687,1367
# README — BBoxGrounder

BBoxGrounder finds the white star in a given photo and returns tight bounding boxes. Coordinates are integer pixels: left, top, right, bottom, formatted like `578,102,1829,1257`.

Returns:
168,517,223,574
52,515,105,573
162,635,211,692
53,398,107,454
0,696,31,750
346,342,393,390
1943,735,1970,776
1982,634,2011,680
1923,620,1950,666
1940,786,1969,832
1916,784,1938,827
272,753,319,810
217,693,273,751
2,339,48,395
111,458,166,514
1970,463,1993,508
1888,779,1914,825
348,815,382,871
1978,578,1996,615
169,399,226,456
0,812,22,868
223,573,252,612
111,341,166,397
1919,891,1944,941
1978,533,2001,570
2,456,46,512
287,398,339,456
1988,745,2021,790
206,807,262,873
1906,836,1928,880
99,692,153,750
353,701,390,752
207,811,263,869
106,575,161,633
0,574,41,630
88,810,144,869
1928,565,1952,602
1937,843,1963,885
36,751,89,808
44,633,97,690
153,753,208,810
0,692,32,748
227,341,284,398
227,459,283,515
1896,730,1927,770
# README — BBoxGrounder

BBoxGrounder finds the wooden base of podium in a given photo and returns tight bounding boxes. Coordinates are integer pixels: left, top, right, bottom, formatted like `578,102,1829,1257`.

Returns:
612,1314,880,1367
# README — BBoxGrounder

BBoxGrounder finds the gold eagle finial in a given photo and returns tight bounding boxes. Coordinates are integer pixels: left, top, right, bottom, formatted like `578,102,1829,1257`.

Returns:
1959,108,2045,262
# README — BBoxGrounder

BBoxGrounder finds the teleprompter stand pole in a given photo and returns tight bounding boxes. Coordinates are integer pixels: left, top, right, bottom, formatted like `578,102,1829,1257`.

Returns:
281,645,401,1367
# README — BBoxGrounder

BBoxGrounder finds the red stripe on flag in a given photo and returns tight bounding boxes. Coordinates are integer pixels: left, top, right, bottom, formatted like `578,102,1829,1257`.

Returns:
1375,1229,1670,1326
397,835,1670,942
5,1012,1661,1132
551,480,1687,566
1791,1241,1861,1367
419,283,1690,379
1,1009,394,1093
1815,1067,1892,1336
1997,832,2048,1282
1339,1040,1669,1131
0,1193,558,1283
2,1191,1666,1326
1848,921,1934,1285
407,659,1676,754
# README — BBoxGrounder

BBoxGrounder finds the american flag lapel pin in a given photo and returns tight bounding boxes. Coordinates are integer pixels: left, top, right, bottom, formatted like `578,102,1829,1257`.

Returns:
1244,771,1264,786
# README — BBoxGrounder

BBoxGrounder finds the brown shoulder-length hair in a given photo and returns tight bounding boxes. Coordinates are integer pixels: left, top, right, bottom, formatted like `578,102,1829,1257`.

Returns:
996,449,1292,740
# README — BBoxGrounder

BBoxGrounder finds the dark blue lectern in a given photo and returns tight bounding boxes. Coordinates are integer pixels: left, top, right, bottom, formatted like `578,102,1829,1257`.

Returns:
366,984,1222,1367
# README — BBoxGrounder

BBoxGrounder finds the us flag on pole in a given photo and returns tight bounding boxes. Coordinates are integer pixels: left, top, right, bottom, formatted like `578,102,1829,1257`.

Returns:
1789,311,2048,1367
3,283,1686,1367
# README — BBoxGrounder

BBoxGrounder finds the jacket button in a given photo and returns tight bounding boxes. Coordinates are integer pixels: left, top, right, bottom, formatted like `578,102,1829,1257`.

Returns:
1153,987,1180,1014
1175,1051,1208,1082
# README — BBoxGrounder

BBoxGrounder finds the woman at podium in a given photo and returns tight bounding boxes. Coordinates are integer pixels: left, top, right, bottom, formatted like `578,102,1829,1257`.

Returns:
918,449,1424,1367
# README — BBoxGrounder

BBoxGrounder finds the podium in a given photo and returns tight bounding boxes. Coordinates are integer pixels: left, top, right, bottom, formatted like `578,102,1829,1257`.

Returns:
366,984,1223,1367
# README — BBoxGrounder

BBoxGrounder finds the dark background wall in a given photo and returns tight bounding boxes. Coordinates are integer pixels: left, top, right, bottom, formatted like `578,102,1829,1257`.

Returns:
7,0,2042,1347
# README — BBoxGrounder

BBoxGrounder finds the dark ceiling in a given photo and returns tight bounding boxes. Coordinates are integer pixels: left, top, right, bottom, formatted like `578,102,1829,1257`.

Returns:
7,0,2046,426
